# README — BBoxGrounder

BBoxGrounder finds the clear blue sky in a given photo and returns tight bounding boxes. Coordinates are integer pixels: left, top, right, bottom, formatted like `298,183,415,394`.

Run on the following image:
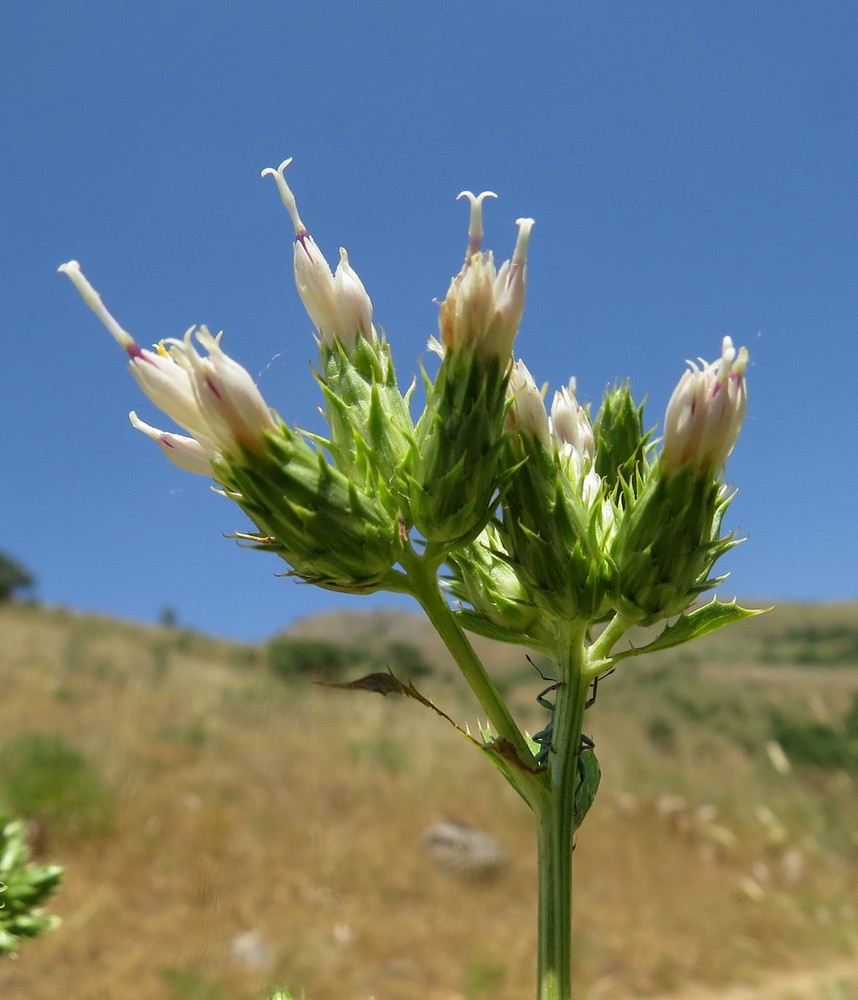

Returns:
2,1,856,641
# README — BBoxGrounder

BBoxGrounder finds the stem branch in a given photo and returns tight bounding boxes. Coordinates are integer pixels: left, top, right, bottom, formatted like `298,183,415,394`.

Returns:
587,612,633,673
402,548,537,770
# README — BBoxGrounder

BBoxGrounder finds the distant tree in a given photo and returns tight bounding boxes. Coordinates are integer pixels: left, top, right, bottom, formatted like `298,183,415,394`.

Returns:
266,638,357,681
158,605,178,628
0,552,34,602
386,640,434,677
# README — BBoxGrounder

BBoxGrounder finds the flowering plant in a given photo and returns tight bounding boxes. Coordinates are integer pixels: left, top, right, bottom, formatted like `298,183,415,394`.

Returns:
61,158,758,1000
0,814,63,955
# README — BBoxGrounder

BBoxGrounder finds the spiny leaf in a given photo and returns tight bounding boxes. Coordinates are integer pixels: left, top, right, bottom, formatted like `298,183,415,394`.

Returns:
608,599,770,665
319,671,544,799
319,671,412,698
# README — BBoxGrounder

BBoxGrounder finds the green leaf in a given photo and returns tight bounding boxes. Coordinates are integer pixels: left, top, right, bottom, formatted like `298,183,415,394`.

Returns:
454,609,544,649
608,599,770,666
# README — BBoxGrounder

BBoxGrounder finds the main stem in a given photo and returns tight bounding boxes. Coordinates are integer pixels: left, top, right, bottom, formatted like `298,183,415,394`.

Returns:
535,624,590,1000
406,547,594,1000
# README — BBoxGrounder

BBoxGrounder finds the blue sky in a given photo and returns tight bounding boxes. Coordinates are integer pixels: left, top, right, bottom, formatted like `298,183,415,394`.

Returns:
2,2,856,641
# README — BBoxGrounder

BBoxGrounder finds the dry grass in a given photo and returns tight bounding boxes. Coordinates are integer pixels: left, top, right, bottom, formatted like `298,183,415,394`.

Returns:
0,601,856,1000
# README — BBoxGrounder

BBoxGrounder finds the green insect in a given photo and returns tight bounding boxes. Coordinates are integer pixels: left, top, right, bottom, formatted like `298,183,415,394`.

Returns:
529,655,564,765
574,733,601,824
529,657,608,824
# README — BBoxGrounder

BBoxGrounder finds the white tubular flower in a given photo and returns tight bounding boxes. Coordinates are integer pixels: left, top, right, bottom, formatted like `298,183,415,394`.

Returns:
507,360,550,445
58,261,277,470
58,261,210,439
130,412,213,476
437,191,534,362
551,382,604,506
165,326,277,454
662,336,749,476
261,158,374,352
551,381,595,471
581,469,604,508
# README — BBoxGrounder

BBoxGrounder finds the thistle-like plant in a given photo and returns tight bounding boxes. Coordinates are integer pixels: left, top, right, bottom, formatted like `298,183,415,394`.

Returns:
0,815,63,955
60,158,759,1000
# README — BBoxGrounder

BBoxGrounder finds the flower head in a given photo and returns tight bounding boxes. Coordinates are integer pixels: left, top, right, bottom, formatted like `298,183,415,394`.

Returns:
58,261,276,473
662,336,748,476
261,158,374,353
437,192,534,362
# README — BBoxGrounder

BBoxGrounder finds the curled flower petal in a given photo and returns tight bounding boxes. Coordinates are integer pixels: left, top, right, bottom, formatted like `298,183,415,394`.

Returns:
130,412,213,476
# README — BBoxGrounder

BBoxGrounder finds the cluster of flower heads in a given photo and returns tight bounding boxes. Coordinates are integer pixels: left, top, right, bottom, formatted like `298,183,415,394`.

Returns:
60,158,748,623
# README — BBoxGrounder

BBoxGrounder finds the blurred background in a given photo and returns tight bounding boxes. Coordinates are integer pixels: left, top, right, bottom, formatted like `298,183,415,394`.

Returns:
2,0,856,641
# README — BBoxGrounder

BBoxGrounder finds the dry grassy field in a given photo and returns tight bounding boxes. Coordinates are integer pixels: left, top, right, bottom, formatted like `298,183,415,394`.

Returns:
0,600,856,1000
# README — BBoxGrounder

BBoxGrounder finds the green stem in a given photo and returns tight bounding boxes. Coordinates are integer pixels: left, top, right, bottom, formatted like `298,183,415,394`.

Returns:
402,548,537,770
535,789,573,1000
587,611,633,672
402,548,595,1000
535,623,591,1000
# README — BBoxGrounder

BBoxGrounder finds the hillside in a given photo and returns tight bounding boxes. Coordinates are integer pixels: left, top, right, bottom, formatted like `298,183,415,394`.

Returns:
0,600,856,1000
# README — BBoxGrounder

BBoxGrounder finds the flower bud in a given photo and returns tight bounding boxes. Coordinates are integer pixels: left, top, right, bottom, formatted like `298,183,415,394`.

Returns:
410,348,510,547
219,426,404,593
550,380,603,506
611,467,736,625
507,360,550,446
662,336,748,476
437,192,533,362
550,380,594,466
605,340,749,624
592,381,648,490
316,335,414,509
499,375,613,621
446,522,541,637
262,159,375,353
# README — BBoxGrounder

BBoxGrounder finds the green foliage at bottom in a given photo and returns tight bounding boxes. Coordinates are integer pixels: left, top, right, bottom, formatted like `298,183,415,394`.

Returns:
0,814,63,954
160,967,229,1000
464,953,506,1000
